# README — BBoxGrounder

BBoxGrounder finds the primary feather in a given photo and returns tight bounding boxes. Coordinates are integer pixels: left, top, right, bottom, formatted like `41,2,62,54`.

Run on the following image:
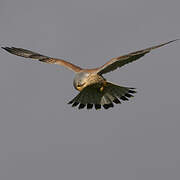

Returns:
1,47,82,72
96,39,179,75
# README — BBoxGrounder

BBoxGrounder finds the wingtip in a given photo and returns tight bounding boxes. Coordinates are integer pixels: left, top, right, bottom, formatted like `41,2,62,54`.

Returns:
1,46,7,50
168,39,180,43
163,39,179,46
1,47,19,54
1,46,11,51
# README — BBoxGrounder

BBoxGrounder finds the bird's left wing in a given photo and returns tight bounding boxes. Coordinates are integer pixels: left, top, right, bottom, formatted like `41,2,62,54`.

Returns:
95,39,179,75
2,47,82,72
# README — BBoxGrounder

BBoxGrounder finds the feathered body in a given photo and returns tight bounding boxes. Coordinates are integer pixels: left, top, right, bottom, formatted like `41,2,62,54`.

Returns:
2,39,178,109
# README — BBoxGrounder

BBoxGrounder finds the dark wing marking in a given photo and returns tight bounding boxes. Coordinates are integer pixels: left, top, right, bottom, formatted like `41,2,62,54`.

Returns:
2,47,82,72
96,39,179,75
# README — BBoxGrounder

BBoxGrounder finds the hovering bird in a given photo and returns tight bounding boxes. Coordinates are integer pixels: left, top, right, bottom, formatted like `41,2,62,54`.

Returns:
2,39,178,110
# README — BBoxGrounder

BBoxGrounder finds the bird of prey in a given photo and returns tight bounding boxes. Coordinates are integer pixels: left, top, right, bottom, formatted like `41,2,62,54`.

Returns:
2,39,178,110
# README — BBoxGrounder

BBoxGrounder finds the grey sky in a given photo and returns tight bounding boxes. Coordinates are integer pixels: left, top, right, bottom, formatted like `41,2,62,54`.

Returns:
0,0,180,179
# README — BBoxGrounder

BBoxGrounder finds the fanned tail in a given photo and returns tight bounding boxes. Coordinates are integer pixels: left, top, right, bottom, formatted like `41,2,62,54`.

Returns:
68,82,136,110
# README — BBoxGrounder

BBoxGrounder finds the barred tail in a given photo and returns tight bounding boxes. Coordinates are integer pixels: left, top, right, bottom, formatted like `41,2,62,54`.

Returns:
101,82,136,109
68,82,137,110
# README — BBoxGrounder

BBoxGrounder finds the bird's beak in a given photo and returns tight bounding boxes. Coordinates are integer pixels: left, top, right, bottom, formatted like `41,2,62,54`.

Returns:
76,86,83,91
76,82,86,91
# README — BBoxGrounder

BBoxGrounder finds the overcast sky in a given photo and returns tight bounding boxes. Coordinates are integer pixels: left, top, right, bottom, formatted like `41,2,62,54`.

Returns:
0,0,180,179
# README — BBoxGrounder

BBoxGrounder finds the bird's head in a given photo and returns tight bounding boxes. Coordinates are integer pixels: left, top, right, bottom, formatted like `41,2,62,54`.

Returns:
73,72,90,91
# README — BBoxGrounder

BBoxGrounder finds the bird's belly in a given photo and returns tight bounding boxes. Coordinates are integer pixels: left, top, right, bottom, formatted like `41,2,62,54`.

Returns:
76,74,106,92
83,74,106,90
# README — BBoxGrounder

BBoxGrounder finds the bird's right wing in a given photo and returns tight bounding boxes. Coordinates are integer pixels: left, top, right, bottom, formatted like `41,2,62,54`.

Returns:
2,47,82,72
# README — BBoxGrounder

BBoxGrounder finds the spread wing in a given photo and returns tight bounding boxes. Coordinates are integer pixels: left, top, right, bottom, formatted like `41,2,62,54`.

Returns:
2,47,82,72
96,39,179,75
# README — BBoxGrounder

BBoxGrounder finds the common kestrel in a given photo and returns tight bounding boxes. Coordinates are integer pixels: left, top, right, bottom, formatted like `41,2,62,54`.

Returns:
2,39,178,110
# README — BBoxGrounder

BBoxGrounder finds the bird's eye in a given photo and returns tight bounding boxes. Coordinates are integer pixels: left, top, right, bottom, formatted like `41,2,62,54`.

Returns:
77,82,85,87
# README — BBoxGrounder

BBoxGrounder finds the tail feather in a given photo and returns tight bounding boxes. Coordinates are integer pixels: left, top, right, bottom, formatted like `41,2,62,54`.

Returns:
68,82,136,110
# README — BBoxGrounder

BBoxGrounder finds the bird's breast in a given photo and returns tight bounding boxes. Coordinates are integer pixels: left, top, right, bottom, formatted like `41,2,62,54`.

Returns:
84,74,106,89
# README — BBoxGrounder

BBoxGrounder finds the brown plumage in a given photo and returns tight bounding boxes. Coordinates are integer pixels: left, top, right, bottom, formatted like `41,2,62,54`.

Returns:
2,39,179,110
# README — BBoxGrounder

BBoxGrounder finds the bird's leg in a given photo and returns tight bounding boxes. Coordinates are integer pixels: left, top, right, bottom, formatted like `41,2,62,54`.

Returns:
99,81,107,92
100,86,104,92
